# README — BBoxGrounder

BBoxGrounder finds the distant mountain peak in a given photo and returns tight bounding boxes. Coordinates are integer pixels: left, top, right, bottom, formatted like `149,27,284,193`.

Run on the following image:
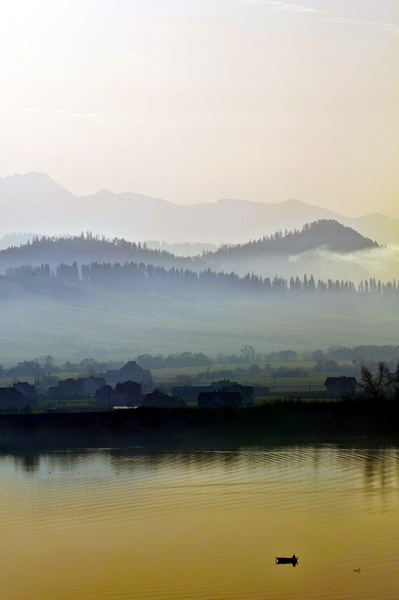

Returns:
0,171,74,200
5,171,46,179
3,171,60,185
90,188,117,198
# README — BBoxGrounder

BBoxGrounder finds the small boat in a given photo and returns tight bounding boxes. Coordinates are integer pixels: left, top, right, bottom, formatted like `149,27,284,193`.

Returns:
275,555,298,566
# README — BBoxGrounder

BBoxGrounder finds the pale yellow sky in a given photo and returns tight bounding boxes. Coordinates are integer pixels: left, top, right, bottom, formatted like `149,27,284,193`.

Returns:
1,0,398,217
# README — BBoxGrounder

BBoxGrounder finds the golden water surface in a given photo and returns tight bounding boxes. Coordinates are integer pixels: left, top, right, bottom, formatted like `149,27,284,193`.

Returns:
1,443,398,600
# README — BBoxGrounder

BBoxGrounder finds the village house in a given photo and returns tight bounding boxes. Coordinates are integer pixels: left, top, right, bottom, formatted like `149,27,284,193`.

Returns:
211,381,254,406
172,380,254,406
0,387,32,410
141,389,187,409
47,376,105,400
197,391,243,408
99,361,152,389
324,376,357,399
12,381,38,402
94,381,143,407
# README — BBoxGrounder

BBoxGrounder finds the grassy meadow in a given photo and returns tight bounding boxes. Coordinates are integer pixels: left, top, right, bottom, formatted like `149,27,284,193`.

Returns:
1,285,399,365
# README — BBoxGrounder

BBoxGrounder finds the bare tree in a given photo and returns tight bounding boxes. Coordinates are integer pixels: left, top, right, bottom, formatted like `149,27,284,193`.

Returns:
360,361,392,400
240,345,255,364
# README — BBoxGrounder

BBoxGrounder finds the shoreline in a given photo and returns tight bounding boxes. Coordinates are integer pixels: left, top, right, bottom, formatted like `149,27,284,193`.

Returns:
0,401,398,450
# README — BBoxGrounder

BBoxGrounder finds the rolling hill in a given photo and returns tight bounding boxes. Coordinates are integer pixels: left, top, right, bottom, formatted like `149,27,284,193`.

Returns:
0,220,379,277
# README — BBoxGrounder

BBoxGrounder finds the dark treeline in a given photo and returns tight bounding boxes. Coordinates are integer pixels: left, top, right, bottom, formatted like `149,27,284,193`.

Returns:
0,357,122,378
1,400,399,449
4,260,399,299
137,347,399,373
136,350,298,369
135,352,212,369
0,358,54,378
190,364,310,383
205,220,378,258
304,345,399,364
2,345,399,378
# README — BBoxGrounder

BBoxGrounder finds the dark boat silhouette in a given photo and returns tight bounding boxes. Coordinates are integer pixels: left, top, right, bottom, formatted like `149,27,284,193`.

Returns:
275,555,298,566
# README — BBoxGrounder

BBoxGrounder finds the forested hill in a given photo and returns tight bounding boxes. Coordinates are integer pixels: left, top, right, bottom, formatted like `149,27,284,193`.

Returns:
0,234,183,272
206,220,379,260
0,221,379,274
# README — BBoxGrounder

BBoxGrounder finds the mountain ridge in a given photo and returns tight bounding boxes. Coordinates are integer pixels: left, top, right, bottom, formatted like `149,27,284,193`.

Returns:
0,172,397,245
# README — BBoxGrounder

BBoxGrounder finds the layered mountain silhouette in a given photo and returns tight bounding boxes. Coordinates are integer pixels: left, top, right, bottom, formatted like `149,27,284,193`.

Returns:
1,172,398,245
0,173,397,362
0,220,378,273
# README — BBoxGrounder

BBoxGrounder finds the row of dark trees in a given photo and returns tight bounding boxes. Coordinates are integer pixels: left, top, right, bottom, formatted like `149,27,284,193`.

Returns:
0,357,121,378
0,356,56,378
135,352,212,369
303,345,399,363
2,345,399,377
4,261,399,298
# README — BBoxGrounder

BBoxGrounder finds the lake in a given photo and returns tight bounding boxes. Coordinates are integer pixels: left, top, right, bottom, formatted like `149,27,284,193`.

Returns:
1,440,398,599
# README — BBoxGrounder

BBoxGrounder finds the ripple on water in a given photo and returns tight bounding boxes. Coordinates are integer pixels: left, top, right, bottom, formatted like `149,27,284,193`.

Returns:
0,443,398,600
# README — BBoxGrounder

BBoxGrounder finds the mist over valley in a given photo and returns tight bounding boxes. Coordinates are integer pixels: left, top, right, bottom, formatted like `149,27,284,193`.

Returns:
0,218,396,284
0,228,398,363
1,173,399,363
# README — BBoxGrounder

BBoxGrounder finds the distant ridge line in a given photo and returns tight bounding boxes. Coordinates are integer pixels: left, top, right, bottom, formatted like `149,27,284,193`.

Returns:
0,172,398,245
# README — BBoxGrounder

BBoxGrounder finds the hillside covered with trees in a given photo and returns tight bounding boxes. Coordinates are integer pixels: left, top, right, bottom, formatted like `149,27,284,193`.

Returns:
0,220,379,274
206,220,378,259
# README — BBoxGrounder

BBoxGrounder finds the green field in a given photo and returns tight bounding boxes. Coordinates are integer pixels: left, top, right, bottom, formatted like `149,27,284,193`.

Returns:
1,287,399,365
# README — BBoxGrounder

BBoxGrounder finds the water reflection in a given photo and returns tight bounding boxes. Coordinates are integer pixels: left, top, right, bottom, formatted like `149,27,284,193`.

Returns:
0,441,398,600
2,440,399,486
16,453,40,473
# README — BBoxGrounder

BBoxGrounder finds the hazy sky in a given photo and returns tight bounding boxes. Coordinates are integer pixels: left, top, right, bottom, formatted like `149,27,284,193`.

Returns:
1,0,398,216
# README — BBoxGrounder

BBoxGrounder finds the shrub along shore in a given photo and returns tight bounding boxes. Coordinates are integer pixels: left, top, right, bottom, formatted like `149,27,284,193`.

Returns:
0,400,398,450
